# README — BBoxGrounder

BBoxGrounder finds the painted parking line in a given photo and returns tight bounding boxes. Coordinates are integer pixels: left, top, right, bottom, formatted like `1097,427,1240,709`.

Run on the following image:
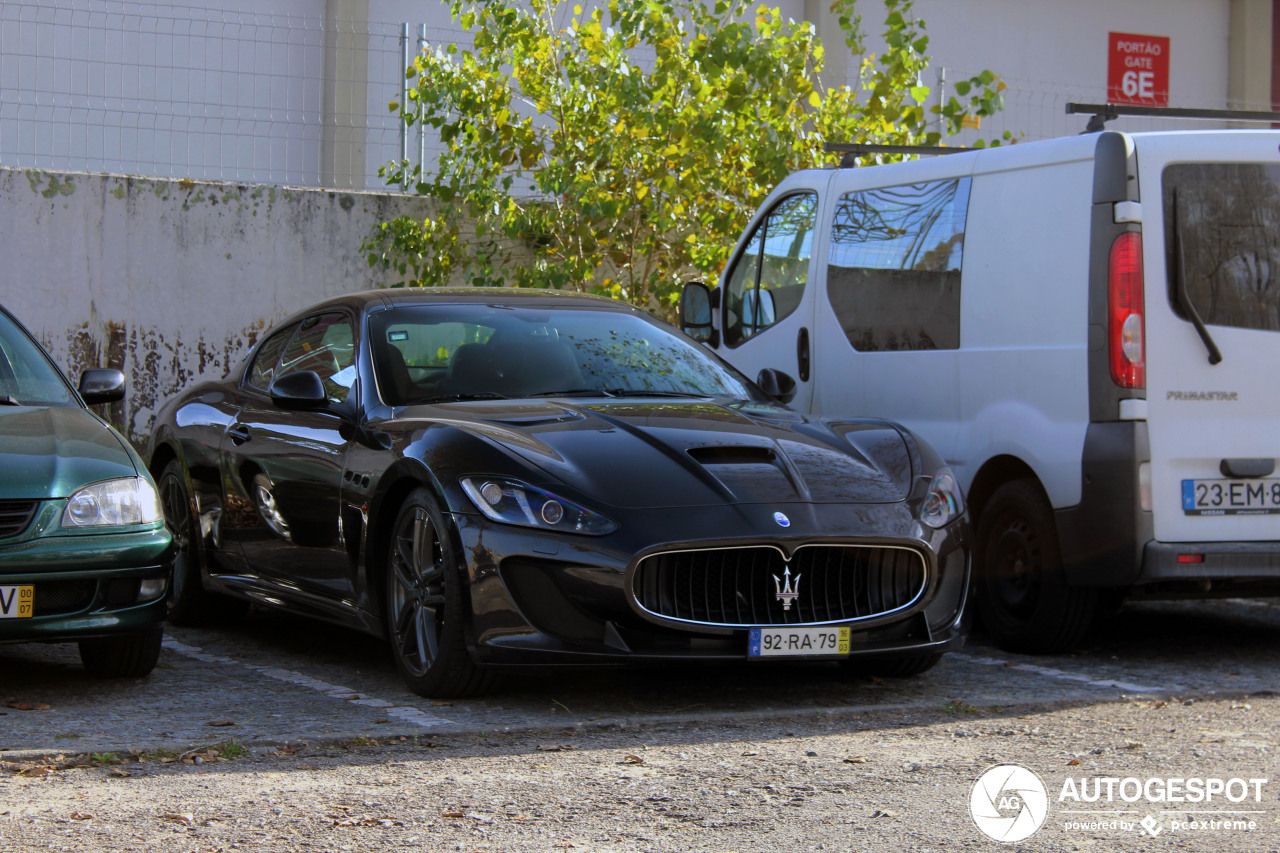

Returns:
951,652,1170,694
161,637,456,730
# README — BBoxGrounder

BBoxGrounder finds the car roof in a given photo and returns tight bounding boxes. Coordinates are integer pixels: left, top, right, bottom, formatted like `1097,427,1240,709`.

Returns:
276,287,641,327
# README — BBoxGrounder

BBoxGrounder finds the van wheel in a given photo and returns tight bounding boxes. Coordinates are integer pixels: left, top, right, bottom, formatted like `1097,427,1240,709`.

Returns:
974,480,1097,654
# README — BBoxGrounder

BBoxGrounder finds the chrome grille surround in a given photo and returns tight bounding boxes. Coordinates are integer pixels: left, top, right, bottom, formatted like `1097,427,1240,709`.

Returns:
630,543,929,628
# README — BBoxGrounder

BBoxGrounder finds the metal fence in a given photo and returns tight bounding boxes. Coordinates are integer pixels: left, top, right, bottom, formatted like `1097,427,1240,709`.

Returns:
0,1,1261,190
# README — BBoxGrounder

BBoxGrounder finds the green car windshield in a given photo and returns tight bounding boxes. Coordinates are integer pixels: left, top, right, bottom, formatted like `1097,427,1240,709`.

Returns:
0,309,78,407
369,303,761,406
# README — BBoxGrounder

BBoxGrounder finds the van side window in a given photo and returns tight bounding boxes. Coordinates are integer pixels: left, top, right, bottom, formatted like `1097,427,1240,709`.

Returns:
723,192,817,347
827,178,970,351
1163,163,1280,333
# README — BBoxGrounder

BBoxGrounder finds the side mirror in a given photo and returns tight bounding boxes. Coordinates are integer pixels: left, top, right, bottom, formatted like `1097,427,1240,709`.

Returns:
679,282,718,347
269,370,328,411
756,368,797,405
78,368,125,405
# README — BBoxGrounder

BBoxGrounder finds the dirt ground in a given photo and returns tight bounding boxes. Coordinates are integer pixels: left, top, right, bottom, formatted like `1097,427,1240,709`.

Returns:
2,691,1276,852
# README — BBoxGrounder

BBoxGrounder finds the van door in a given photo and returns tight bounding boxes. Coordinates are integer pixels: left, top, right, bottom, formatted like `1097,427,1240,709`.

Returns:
1140,134,1280,545
714,188,823,410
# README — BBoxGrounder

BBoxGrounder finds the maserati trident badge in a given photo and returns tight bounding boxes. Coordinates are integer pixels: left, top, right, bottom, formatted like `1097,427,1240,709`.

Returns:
773,511,790,528
773,565,801,611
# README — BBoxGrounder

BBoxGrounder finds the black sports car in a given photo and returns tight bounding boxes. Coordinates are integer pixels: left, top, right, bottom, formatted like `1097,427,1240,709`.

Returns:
147,289,969,697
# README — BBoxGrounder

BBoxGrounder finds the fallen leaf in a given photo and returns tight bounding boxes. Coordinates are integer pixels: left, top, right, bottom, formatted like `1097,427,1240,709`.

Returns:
70,812,93,821
162,812,195,827
741,750,760,757
1066,759,1081,766
108,768,133,778
620,754,645,765
442,810,466,819
872,809,899,818
205,720,237,727
842,756,868,764
6,702,50,711
536,743,572,752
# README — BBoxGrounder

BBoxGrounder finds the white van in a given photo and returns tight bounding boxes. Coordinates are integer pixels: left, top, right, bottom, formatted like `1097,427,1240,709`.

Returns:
681,123,1280,654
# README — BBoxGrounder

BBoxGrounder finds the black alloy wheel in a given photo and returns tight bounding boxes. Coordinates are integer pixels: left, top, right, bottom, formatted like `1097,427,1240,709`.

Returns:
974,479,1097,654
386,488,492,698
157,459,247,625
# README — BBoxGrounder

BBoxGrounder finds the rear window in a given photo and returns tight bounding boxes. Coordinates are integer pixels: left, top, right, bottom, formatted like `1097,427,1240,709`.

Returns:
1163,162,1280,333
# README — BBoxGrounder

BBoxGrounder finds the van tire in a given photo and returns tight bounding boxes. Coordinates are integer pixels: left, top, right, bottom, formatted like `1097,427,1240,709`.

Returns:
974,479,1097,654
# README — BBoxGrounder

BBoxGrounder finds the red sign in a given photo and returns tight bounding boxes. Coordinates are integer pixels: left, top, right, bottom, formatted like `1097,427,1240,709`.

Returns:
1108,32,1170,106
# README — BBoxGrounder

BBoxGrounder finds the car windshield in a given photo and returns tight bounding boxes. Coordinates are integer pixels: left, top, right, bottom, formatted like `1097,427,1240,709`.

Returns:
368,302,761,406
0,309,78,407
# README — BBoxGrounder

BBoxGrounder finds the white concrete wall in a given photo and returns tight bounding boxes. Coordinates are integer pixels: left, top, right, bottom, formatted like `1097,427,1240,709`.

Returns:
0,167,432,443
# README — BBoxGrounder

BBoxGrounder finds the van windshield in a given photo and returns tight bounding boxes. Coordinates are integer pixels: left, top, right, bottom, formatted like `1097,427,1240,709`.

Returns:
1163,163,1280,334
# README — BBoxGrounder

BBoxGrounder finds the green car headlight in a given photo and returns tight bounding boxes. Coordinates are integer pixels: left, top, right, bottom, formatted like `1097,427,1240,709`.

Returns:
62,477,163,528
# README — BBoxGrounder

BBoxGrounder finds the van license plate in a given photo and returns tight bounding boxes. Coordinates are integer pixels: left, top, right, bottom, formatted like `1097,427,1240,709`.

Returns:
748,626,850,658
1182,479,1280,515
0,585,34,618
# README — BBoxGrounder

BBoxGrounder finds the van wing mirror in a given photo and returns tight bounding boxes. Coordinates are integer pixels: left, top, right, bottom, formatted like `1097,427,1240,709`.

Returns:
679,282,718,346
756,368,797,405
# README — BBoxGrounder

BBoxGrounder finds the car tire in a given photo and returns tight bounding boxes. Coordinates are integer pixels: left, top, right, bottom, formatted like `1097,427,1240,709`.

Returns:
841,652,943,679
78,628,163,678
158,460,248,625
385,488,493,699
974,479,1097,654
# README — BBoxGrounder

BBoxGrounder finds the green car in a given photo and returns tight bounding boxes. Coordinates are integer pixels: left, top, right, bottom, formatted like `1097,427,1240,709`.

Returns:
0,304,172,677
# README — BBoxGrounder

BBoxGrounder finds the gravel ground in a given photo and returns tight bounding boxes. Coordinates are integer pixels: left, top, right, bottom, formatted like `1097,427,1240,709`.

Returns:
2,691,1276,852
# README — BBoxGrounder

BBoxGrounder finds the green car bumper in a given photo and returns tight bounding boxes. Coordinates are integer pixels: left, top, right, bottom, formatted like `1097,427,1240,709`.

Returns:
0,503,173,643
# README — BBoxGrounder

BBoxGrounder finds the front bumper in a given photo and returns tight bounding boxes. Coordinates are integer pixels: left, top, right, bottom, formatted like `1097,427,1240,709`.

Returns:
0,525,173,643
451,500,970,666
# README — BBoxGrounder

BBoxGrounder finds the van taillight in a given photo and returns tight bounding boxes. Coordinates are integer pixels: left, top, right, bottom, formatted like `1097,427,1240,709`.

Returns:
1109,231,1145,389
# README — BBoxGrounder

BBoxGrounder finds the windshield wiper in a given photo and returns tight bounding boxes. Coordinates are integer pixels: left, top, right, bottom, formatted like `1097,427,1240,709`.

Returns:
1170,189,1223,365
602,389,707,398
416,391,509,404
0,395,21,406
528,388,617,398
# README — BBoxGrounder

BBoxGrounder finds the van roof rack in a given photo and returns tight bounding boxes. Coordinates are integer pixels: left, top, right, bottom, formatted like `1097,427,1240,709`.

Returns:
1066,102,1280,133
824,142,969,168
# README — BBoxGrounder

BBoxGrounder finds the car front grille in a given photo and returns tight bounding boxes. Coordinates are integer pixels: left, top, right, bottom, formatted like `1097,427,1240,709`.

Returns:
0,500,39,540
33,581,97,616
632,544,927,627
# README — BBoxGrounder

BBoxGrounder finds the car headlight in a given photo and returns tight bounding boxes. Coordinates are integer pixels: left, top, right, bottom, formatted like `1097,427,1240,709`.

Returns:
460,476,617,536
920,468,964,529
61,477,163,528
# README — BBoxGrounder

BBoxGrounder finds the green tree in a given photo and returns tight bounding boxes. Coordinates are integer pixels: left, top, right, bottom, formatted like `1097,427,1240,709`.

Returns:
365,0,1006,315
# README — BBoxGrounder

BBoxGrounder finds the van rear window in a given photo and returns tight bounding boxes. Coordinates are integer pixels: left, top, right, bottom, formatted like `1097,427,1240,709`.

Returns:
1163,163,1280,334
826,178,970,352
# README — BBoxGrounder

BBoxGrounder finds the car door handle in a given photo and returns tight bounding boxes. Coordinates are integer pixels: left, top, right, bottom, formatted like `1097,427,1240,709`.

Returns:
796,327,810,383
227,424,252,446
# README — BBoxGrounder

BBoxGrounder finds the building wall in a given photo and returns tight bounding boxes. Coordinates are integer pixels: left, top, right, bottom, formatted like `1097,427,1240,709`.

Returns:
0,167,432,443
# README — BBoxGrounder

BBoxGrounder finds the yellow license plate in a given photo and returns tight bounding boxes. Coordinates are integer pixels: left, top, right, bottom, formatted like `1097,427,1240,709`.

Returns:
0,585,34,618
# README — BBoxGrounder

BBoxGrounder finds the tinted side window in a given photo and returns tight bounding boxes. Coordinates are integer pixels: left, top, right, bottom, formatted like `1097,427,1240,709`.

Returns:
246,325,297,392
723,193,817,347
827,178,970,351
1164,163,1280,333
278,313,357,403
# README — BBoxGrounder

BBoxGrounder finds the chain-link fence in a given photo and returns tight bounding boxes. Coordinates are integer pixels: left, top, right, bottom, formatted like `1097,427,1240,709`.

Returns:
1,1,1263,190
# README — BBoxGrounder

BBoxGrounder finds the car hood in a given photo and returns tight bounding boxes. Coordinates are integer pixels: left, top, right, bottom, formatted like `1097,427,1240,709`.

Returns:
0,406,139,501
420,399,912,509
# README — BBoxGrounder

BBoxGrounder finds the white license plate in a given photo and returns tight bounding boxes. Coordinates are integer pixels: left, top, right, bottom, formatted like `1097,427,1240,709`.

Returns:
748,626,850,658
1182,478,1280,515
0,585,34,619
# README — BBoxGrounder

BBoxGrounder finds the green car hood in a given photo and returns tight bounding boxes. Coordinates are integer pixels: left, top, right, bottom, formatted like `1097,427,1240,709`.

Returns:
0,406,139,501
